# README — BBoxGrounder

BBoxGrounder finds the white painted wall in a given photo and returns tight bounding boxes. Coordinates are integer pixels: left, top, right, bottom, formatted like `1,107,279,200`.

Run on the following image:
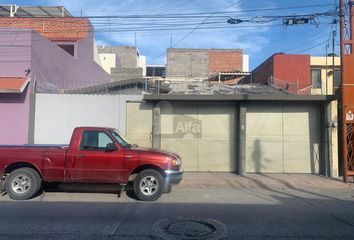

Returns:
138,55,147,76
34,94,143,144
243,55,249,72
93,38,102,66
98,53,116,74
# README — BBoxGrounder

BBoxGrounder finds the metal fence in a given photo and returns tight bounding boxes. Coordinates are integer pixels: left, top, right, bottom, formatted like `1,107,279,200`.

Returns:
267,76,326,95
33,78,330,96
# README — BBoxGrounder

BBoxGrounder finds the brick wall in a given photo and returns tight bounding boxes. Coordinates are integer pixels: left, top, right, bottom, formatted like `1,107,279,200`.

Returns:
208,50,243,73
0,18,89,41
246,55,274,84
273,54,311,92
166,48,244,78
246,53,311,93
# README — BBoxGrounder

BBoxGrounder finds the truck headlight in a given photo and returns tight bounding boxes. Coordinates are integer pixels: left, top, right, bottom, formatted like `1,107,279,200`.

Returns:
171,158,182,167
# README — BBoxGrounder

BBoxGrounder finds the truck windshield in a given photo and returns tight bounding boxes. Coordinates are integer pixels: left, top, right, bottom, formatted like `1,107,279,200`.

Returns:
111,129,133,149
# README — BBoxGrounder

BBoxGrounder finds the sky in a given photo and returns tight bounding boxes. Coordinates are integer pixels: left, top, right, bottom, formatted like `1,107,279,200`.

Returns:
0,0,340,70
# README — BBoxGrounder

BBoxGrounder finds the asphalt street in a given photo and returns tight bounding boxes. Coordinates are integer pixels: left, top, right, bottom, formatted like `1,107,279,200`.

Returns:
0,173,354,240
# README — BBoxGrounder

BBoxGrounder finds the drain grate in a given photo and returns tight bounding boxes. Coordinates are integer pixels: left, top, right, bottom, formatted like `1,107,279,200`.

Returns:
154,217,227,240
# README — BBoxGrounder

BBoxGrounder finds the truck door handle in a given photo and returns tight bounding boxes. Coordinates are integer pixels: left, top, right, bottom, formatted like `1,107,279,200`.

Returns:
126,155,133,159
76,154,85,158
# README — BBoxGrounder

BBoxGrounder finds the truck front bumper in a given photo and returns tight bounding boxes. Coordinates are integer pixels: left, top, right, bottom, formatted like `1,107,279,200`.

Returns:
164,169,184,185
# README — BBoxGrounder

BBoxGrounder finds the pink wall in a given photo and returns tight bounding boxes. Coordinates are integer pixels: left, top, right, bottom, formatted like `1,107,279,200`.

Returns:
0,26,110,144
31,27,110,90
0,29,31,77
0,29,31,144
0,85,30,144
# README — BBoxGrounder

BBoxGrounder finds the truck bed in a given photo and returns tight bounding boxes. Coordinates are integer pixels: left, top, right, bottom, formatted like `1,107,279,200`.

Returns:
0,145,68,181
0,144,68,149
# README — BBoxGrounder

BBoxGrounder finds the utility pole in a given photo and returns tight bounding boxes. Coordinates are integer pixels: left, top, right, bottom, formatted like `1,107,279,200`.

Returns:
332,30,336,94
339,0,347,182
339,0,354,182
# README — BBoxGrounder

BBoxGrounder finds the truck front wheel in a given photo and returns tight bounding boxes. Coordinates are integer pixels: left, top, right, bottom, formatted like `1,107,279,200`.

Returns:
133,169,164,201
5,167,41,200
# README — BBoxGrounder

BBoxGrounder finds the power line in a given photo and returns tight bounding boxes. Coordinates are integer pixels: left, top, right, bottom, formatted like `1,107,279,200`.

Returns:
150,0,243,63
70,3,335,19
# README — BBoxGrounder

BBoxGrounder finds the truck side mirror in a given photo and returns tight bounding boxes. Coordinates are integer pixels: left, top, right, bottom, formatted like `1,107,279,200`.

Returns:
106,143,118,152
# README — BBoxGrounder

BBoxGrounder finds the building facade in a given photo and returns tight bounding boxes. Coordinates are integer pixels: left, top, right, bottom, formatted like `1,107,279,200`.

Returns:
0,5,110,144
242,53,341,176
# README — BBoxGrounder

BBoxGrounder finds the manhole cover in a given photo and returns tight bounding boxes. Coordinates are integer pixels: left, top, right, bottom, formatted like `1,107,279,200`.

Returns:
154,217,227,240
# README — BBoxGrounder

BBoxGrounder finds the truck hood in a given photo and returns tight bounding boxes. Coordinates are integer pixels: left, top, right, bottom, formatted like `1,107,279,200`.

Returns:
132,146,180,159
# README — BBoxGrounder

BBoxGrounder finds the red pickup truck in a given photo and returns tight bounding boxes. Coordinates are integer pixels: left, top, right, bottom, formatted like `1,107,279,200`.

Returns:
0,127,183,201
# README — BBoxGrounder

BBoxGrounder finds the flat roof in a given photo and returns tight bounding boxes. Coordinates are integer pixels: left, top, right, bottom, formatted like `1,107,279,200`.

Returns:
143,94,335,102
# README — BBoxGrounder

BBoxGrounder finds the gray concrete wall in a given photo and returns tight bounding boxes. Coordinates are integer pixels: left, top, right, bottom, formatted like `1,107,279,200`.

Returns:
111,68,143,81
166,49,209,78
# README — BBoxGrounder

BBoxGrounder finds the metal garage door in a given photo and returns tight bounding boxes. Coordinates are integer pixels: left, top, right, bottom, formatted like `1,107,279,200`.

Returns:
160,103,236,172
126,102,153,148
246,104,320,173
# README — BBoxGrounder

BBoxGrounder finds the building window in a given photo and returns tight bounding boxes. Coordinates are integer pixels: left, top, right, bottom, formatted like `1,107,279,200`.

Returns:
146,67,165,77
334,70,341,88
58,44,75,56
311,69,322,88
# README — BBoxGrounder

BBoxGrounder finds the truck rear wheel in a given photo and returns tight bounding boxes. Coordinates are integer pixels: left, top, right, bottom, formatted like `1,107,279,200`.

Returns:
5,167,41,200
133,169,164,201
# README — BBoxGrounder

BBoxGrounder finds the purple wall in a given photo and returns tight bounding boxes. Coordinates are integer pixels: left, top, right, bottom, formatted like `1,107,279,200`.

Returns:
31,28,110,90
0,29,31,77
0,29,31,144
0,85,30,144
0,26,110,144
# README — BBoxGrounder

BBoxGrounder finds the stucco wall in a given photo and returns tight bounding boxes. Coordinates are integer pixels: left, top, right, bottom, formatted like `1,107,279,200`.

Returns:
0,86,30,144
31,30,110,90
33,94,143,144
0,29,32,144
98,53,116,74
0,28,31,77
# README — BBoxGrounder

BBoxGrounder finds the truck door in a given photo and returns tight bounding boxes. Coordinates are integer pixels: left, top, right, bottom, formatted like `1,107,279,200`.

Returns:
67,130,126,182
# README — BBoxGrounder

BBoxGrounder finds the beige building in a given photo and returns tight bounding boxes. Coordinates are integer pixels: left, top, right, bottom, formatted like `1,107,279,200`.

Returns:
310,56,340,95
310,56,340,177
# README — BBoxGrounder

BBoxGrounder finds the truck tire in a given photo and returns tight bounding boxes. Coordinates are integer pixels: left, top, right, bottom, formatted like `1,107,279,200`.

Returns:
133,169,164,201
5,167,41,200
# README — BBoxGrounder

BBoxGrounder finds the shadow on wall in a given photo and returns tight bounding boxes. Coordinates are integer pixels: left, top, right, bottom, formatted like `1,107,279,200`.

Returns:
0,86,28,104
252,139,271,173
